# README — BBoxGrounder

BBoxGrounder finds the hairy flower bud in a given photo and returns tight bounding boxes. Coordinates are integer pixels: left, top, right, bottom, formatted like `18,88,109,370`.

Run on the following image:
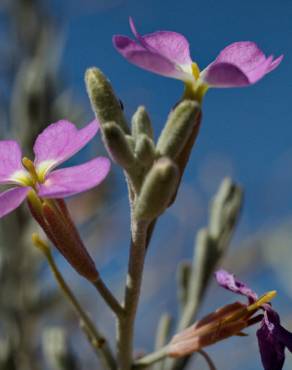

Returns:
102,121,136,169
131,106,154,140
156,100,200,159
134,158,179,220
135,134,156,168
85,67,129,133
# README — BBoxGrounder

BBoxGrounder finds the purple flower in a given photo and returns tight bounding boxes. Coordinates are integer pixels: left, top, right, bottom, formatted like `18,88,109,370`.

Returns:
0,119,110,218
215,269,292,370
113,18,283,97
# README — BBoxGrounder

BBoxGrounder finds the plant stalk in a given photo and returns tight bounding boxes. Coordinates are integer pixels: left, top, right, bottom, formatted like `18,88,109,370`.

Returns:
133,347,168,368
33,235,116,370
116,219,149,370
93,277,124,318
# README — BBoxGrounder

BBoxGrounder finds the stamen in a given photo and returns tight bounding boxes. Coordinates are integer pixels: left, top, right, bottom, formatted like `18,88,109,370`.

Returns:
247,290,277,312
22,157,39,184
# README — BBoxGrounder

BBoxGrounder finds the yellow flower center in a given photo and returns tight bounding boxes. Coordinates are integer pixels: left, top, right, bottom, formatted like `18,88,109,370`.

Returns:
182,63,209,103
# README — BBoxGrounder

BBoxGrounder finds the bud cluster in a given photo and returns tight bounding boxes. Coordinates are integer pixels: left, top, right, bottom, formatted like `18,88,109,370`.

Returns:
86,68,201,222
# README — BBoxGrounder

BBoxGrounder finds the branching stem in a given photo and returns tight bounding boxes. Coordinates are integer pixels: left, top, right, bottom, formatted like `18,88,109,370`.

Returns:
93,277,124,318
33,236,116,370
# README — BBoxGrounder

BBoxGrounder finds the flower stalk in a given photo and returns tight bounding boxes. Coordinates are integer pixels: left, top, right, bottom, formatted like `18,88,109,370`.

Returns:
93,278,124,318
116,219,149,370
133,347,168,368
32,234,116,370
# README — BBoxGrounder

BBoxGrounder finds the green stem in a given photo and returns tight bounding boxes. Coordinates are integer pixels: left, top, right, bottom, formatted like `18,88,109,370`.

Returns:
33,235,116,370
133,347,168,368
116,219,149,370
54,199,124,317
93,277,124,317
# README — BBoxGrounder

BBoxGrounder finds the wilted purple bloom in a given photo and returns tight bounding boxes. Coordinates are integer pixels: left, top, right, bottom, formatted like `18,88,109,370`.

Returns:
113,18,283,92
0,119,110,218
216,269,292,370
215,269,258,303
167,286,276,359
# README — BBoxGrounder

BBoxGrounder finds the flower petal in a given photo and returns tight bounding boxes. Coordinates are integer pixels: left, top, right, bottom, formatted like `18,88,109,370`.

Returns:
274,325,292,353
266,55,284,73
0,187,30,218
215,269,258,303
0,141,28,185
257,310,285,370
113,35,192,81
113,18,193,81
34,119,99,176
37,157,111,198
203,42,283,87
129,17,192,67
215,42,266,70
202,62,250,87
263,306,292,353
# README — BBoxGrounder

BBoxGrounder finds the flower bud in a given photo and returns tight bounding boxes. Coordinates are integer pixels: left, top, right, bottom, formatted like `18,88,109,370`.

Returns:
134,158,179,221
85,67,129,133
135,134,156,168
157,100,200,159
209,177,243,242
102,121,136,169
131,106,153,140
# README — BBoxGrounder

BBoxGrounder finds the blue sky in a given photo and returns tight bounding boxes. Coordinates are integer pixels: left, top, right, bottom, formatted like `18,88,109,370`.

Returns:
54,0,292,233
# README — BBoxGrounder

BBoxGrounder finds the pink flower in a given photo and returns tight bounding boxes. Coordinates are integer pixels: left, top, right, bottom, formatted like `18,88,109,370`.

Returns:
0,119,110,218
0,119,110,281
113,18,283,97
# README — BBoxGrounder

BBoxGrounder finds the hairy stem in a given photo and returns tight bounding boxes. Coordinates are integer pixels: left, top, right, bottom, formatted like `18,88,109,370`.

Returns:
116,219,149,370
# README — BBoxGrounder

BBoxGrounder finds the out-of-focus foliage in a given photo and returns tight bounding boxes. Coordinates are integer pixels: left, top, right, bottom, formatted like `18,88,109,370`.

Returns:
0,1,98,369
